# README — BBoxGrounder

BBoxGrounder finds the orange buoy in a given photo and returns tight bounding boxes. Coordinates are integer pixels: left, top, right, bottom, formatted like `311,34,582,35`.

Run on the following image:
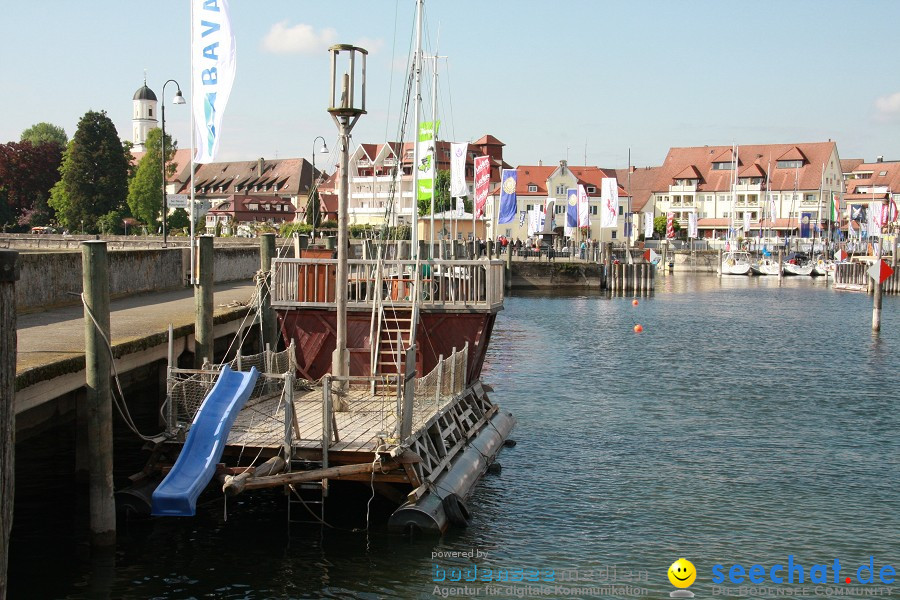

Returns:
633,324,643,333
632,299,639,306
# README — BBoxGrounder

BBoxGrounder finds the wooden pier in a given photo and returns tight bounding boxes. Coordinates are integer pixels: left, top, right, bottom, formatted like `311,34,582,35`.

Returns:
606,262,655,294
833,262,900,294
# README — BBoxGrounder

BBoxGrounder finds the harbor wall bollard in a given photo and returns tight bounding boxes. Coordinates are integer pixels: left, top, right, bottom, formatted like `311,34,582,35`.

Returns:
259,234,277,351
1,250,19,599
194,236,214,368
81,241,116,548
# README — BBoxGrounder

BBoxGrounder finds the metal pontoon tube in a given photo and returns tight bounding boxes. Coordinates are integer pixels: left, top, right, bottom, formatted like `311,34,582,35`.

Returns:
388,407,516,534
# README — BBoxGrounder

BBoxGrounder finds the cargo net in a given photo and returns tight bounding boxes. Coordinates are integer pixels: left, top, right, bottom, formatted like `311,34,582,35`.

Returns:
168,344,303,428
410,344,468,429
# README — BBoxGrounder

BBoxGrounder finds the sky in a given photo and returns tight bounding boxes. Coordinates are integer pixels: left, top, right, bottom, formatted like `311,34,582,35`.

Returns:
2,0,899,174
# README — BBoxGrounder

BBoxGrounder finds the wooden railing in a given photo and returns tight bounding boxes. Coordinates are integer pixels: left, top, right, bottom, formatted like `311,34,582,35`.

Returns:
271,258,505,311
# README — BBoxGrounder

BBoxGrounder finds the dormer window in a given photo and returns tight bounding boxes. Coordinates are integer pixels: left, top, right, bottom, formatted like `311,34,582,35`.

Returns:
712,162,734,170
528,184,538,193
587,186,596,194
777,160,803,169
248,203,258,211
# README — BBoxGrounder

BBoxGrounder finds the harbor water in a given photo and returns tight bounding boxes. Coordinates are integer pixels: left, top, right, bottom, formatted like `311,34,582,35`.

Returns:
9,274,900,598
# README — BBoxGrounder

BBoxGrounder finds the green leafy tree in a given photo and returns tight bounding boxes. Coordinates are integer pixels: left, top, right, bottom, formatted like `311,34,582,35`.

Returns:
0,141,63,229
417,169,470,216
127,128,176,230
654,215,680,238
20,122,67,147
48,110,130,232
167,208,191,233
305,190,321,227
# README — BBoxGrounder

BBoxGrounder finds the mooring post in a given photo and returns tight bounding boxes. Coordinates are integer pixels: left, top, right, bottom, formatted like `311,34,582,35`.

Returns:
777,248,784,281
505,241,512,290
717,248,723,277
194,235,214,368
259,233,277,350
81,241,116,548
0,250,19,600
873,242,884,332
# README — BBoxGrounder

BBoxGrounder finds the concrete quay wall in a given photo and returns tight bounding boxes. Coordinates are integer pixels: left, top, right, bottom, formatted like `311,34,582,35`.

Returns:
509,261,603,288
17,245,263,312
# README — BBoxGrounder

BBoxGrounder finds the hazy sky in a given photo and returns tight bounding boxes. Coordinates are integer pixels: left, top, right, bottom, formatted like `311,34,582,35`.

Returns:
2,0,898,173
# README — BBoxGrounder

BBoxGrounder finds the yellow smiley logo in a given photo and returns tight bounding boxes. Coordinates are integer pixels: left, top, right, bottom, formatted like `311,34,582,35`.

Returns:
668,558,696,588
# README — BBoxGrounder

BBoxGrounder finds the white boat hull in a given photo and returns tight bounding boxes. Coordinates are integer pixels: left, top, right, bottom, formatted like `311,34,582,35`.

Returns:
755,259,781,276
783,262,814,276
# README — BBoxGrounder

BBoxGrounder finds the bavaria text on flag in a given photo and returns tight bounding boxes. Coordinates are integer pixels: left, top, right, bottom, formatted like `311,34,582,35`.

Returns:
689,212,698,239
417,121,440,202
601,178,618,228
192,0,236,163
497,169,518,225
566,188,578,228
644,212,654,239
450,142,468,198
577,184,590,227
473,156,490,218
666,212,675,239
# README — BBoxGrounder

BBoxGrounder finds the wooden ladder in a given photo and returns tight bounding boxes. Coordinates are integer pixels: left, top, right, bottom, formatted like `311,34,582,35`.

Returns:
374,308,414,392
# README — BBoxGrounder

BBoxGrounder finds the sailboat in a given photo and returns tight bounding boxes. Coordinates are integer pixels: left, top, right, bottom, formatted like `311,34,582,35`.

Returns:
720,145,753,275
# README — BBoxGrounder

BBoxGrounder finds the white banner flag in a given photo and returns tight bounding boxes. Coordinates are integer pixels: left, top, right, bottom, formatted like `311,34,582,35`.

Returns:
644,213,654,238
527,209,542,236
456,195,465,218
601,178,618,228
192,0,236,164
743,211,750,233
450,142,468,198
689,212,698,238
577,184,590,227
869,201,882,236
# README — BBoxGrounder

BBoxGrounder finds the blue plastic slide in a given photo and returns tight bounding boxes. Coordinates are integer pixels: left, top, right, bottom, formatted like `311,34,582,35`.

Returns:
151,365,260,516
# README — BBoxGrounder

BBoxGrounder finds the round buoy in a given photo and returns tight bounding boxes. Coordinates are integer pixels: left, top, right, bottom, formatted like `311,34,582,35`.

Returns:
632,299,639,306
634,324,643,333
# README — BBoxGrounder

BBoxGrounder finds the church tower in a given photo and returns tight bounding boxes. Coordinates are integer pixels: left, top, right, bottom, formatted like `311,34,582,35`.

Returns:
132,79,158,152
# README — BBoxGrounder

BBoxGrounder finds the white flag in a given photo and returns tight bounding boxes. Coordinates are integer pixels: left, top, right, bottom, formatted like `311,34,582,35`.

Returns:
192,0,236,163
577,184,590,227
644,213,654,238
688,212,698,238
869,201,882,236
450,142,468,198
601,178,618,228
456,195,464,218
743,211,750,232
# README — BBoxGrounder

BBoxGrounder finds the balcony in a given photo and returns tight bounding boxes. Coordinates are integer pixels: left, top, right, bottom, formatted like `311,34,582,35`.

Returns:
669,183,697,193
733,182,763,192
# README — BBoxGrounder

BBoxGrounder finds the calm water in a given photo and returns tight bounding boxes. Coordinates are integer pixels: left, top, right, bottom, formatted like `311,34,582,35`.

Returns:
10,274,900,599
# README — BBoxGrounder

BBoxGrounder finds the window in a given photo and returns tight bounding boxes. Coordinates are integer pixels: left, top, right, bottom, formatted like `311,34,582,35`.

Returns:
555,185,565,195
248,203,258,211
777,160,803,169
773,194,779,201
611,231,617,239
712,162,734,170
555,205,564,214
526,204,533,211
618,206,623,215
149,108,153,117
706,195,713,202
528,184,538,193
880,171,888,177
804,194,815,203
590,206,598,215
587,186,596,194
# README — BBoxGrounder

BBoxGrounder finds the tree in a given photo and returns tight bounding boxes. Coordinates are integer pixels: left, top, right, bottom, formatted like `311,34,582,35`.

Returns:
127,128,176,230
654,215,680,238
167,208,191,233
305,190,321,227
417,169,470,216
20,122,67,148
0,141,63,229
48,110,130,232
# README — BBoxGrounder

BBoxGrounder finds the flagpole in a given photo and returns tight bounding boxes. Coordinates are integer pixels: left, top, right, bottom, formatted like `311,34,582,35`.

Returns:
189,0,195,285
410,0,422,259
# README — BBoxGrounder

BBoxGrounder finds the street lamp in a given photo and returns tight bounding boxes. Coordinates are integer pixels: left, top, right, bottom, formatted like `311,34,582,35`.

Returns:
161,79,185,246
309,136,329,242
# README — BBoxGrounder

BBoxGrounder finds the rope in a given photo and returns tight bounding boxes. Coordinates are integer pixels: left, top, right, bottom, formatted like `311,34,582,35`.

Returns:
81,293,161,442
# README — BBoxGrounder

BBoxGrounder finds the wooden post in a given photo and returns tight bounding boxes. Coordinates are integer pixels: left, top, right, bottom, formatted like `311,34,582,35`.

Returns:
873,241,884,331
0,250,19,599
777,248,783,281
505,241,512,290
717,248,723,277
259,233,277,350
81,241,115,548
194,236,214,367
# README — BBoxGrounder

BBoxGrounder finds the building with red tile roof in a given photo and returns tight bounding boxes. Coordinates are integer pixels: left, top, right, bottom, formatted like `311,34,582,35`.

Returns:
650,141,843,239
841,158,900,234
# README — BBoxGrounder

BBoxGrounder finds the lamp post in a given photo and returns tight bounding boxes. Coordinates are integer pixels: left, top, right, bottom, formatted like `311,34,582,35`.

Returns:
310,136,329,242
161,79,185,246
328,43,367,385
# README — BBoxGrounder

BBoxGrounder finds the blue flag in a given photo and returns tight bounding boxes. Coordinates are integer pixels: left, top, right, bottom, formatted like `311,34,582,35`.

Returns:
800,212,813,238
566,188,578,228
498,169,518,224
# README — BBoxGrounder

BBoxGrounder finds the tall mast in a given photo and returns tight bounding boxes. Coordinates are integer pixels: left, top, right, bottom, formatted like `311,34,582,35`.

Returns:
410,0,423,258
430,54,438,256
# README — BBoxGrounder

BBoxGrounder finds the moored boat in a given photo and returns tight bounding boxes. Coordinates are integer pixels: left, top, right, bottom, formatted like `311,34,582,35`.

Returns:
720,250,754,275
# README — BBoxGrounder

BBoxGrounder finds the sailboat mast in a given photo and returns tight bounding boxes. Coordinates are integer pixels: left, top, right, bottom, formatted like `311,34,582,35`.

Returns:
430,54,438,256
411,0,423,258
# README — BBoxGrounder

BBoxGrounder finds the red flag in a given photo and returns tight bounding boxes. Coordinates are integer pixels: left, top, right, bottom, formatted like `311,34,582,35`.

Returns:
474,156,491,219
666,212,675,239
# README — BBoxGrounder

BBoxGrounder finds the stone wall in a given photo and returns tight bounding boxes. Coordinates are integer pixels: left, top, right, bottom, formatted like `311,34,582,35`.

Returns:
509,261,603,288
16,245,265,312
